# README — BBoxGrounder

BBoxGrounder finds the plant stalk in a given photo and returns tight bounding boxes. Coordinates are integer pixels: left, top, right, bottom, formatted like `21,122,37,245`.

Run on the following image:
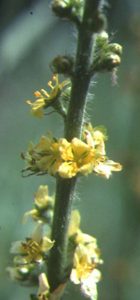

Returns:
48,0,104,292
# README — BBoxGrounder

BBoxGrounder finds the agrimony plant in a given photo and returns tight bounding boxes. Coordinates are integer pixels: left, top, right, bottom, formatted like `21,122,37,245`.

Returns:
7,1,122,299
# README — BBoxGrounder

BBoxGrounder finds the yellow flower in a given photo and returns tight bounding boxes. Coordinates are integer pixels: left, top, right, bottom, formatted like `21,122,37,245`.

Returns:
71,230,102,280
36,136,62,175
26,74,70,117
71,243,99,283
34,185,54,210
83,123,122,178
11,224,54,264
58,138,96,178
23,135,62,176
23,185,54,223
70,229,102,300
68,209,102,296
71,138,95,173
68,209,102,299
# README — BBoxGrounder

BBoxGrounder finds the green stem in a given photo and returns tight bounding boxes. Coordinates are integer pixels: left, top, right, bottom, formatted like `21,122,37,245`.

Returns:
48,0,104,292
48,177,76,291
65,0,104,139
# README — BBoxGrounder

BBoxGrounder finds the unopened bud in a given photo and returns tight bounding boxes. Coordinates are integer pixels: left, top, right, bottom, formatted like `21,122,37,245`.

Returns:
108,43,123,56
52,0,72,18
7,265,33,282
104,53,121,70
96,31,109,48
109,53,121,65
51,55,74,75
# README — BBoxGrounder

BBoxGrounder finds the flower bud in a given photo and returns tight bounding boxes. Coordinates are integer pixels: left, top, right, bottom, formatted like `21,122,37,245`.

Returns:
96,31,109,47
102,53,121,70
108,43,123,56
7,264,34,282
52,0,72,18
50,55,74,75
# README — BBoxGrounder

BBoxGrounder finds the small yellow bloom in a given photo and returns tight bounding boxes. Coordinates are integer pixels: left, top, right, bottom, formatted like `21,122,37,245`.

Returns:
70,227,102,300
35,136,62,175
71,243,99,283
68,209,102,299
23,185,54,223
34,185,53,209
26,74,70,118
71,138,95,168
23,135,62,176
11,224,54,264
58,138,96,178
83,123,122,178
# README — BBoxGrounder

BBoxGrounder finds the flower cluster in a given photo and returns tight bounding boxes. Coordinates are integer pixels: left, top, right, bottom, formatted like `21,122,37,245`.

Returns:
26,74,70,118
69,210,102,300
7,186,55,300
7,223,54,285
23,123,122,179
8,187,102,300
93,31,122,72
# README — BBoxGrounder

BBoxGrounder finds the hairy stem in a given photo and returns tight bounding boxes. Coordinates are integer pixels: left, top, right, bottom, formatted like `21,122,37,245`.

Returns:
48,177,77,291
48,0,104,292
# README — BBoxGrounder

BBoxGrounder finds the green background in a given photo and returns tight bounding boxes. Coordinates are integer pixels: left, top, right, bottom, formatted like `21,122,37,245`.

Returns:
0,0,140,299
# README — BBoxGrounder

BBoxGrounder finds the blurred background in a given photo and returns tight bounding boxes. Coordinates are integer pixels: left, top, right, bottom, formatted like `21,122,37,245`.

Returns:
0,0,140,299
